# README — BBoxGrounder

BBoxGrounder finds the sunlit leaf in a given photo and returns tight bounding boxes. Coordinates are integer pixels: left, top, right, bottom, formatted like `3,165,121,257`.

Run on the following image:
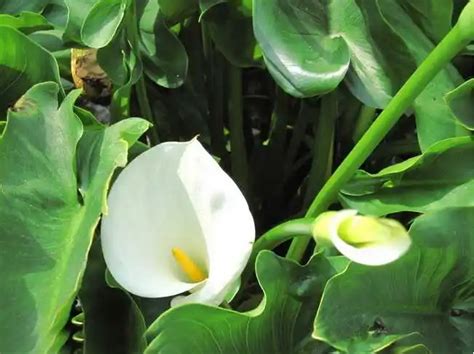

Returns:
0,82,149,353
81,0,128,48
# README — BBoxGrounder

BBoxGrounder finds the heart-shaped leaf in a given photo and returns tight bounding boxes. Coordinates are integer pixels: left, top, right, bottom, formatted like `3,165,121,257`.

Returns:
145,251,348,353
253,0,351,97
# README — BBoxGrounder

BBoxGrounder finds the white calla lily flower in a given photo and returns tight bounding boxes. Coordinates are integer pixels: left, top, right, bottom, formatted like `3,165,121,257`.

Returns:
312,210,411,266
101,139,255,306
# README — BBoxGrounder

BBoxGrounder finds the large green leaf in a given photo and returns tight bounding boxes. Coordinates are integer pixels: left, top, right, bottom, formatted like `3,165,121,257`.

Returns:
340,137,474,216
314,208,474,353
253,0,416,101
445,78,474,130
376,0,469,150
81,0,128,48
253,0,351,97
145,251,348,353
0,82,149,353
0,26,61,116
79,238,147,354
253,0,467,149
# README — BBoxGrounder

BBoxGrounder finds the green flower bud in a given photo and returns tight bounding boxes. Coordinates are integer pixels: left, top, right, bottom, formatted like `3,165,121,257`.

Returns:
312,210,411,266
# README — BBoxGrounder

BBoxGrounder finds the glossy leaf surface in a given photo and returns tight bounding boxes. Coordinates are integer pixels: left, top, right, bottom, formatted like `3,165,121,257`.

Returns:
253,0,350,97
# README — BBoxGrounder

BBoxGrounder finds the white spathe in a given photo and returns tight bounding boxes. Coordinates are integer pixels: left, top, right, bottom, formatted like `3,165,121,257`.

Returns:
101,139,255,306
312,210,411,266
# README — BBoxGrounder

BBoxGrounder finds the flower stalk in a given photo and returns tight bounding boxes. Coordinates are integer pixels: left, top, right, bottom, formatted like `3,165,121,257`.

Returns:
286,3,474,261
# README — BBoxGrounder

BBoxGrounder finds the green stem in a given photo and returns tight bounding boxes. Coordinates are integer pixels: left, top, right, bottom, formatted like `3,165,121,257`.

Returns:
203,25,226,157
286,22,471,261
235,218,314,302
228,65,248,194
126,0,159,144
352,105,377,143
340,98,361,142
284,102,311,179
302,92,338,209
135,78,159,144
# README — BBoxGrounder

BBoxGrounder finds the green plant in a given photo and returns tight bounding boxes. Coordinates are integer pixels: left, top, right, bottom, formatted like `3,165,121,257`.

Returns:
0,0,473,353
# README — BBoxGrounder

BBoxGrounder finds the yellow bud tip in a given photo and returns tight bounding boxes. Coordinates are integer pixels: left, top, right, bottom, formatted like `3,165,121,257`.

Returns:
338,216,407,245
171,247,207,283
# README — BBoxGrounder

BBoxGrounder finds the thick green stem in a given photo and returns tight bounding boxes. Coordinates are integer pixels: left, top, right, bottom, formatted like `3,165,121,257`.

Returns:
228,65,249,194
284,102,311,179
202,23,227,157
302,92,338,208
352,105,377,143
135,78,159,144
286,22,471,261
235,218,314,302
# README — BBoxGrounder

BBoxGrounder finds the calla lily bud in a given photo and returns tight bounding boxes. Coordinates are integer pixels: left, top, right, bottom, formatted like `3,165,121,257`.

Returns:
101,139,255,307
312,210,411,266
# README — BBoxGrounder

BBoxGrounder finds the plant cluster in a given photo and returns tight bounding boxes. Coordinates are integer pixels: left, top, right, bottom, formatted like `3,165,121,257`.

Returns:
0,0,473,353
